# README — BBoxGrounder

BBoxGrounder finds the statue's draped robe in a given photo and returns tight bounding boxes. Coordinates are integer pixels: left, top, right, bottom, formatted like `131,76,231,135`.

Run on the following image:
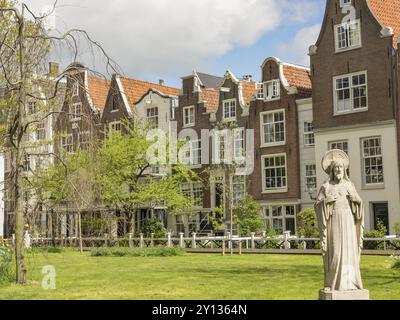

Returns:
315,180,364,291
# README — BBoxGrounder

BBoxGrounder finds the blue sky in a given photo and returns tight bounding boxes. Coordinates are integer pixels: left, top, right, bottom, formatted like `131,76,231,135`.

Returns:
25,0,327,88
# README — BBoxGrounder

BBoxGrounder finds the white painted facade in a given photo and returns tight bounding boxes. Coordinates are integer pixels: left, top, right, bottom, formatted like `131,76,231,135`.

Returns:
297,98,316,210
315,120,400,234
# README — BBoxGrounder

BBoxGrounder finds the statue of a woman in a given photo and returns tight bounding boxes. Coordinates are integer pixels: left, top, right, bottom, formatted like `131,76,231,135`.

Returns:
315,150,365,293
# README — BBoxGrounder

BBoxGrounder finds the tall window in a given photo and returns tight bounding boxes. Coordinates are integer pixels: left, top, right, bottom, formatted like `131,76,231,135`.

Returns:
27,101,37,115
72,81,79,96
71,103,82,120
263,80,280,101
234,128,245,160
232,175,246,206
262,154,287,192
181,182,203,207
262,205,296,235
335,19,361,51
23,155,31,172
36,121,46,141
304,122,314,146
362,137,384,185
256,83,264,100
261,110,285,146
305,164,317,191
79,131,90,149
223,99,236,121
147,107,159,128
182,139,201,166
334,72,367,114
61,134,73,153
183,106,195,127
329,140,349,154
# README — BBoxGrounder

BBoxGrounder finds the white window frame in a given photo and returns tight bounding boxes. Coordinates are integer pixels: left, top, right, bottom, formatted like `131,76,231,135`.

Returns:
72,81,79,97
261,153,288,193
61,134,73,153
233,127,245,161
329,140,349,155
183,139,201,167
79,131,91,149
333,71,368,115
183,106,195,128
232,175,246,206
222,99,237,121
260,109,286,147
305,164,317,192
181,182,203,208
334,18,361,52
36,121,46,141
263,80,280,101
361,136,384,187
109,121,122,133
146,107,159,128
262,204,297,235
304,122,315,147
71,102,82,121
256,83,264,100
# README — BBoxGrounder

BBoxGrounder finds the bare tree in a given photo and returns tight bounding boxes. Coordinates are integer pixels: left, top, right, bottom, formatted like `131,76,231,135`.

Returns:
0,1,119,284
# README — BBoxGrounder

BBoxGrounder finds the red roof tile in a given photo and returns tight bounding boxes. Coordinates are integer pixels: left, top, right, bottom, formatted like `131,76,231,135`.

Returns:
119,77,180,111
87,76,110,112
282,64,312,98
242,80,256,105
368,0,400,48
200,89,220,113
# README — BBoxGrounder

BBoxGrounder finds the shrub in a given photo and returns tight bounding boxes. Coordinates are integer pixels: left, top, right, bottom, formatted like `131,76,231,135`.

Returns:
140,219,166,238
391,255,400,269
233,196,263,236
297,208,319,238
90,247,185,257
364,220,388,250
0,245,14,284
393,222,400,237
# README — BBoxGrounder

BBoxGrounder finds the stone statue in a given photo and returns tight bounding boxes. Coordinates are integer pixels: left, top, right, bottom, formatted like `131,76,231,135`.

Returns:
315,150,369,300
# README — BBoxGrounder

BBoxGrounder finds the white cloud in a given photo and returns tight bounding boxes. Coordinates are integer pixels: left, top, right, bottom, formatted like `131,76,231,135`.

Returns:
279,24,321,66
23,0,319,79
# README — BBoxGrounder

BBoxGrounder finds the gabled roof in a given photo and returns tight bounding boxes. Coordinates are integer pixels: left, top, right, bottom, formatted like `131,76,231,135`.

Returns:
282,64,312,98
87,76,110,113
196,72,224,89
119,77,180,112
368,0,400,48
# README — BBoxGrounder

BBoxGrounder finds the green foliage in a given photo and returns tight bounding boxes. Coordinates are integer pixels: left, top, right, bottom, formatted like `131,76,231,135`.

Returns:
297,208,319,238
210,206,225,231
392,255,400,269
140,219,166,238
393,223,400,237
0,245,14,283
81,215,108,237
233,196,263,236
90,247,185,257
364,220,388,250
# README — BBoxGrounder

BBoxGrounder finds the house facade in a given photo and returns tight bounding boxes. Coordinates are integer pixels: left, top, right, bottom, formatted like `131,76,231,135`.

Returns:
248,57,312,235
310,0,400,234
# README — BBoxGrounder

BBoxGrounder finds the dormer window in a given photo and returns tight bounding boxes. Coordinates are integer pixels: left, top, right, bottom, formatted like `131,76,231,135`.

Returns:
223,99,236,121
335,19,361,52
264,80,280,101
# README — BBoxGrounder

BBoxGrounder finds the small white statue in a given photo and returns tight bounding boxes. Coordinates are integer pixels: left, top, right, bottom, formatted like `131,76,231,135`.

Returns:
315,150,369,300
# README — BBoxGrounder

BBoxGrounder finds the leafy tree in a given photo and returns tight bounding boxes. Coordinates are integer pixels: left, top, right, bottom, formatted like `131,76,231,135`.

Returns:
233,196,263,236
393,222,400,237
297,208,319,238
141,219,166,238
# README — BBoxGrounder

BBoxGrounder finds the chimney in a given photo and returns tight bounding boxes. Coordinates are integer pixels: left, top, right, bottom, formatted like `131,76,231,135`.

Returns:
49,62,59,78
243,74,253,81
159,79,165,86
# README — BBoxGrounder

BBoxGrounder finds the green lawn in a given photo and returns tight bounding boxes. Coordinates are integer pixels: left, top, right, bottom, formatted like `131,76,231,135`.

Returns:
0,251,399,300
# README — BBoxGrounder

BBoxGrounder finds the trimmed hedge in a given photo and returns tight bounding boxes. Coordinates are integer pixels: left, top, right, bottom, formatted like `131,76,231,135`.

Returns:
90,247,186,257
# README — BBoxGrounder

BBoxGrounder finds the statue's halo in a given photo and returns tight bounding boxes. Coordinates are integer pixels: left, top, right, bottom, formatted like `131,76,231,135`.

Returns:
322,149,350,174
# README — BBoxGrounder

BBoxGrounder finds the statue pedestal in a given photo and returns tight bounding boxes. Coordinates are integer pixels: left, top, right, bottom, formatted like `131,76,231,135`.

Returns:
319,289,370,301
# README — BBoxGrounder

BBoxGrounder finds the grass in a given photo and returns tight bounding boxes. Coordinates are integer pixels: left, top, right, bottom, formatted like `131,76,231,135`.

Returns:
0,250,399,300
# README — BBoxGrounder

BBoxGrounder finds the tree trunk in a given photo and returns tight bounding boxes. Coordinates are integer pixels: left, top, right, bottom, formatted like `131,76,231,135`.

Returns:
14,6,27,285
